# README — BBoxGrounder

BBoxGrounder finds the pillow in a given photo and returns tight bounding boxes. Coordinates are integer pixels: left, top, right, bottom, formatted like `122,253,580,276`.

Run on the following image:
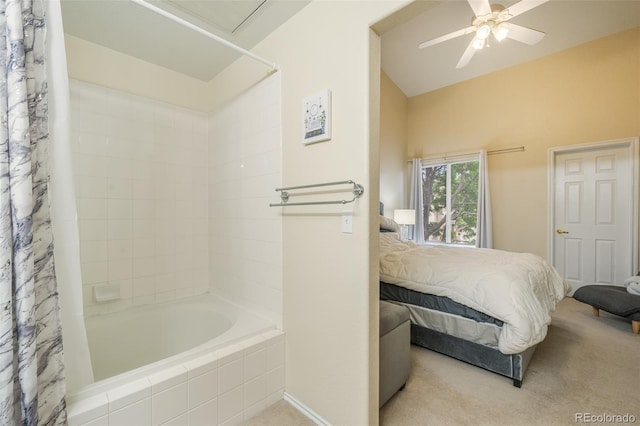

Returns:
379,215,400,233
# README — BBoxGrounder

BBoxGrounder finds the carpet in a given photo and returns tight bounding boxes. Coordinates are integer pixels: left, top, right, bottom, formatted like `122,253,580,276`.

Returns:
248,297,639,425
380,297,639,425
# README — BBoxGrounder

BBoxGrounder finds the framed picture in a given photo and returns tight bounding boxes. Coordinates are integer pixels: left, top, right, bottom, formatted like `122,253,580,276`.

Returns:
302,89,331,144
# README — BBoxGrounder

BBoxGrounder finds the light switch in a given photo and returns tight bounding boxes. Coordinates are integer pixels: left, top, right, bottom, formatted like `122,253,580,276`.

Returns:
341,211,353,233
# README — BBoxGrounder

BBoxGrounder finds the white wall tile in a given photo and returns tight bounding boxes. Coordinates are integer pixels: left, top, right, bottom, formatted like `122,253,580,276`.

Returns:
155,290,176,303
160,413,187,426
69,331,282,426
134,258,156,278
266,338,285,371
108,279,133,300
133,294,155,306
107,378,152,412
78,198,108,220
108,199,133,220
152,382,188,426
132,178,154,198
79,415,109,426
244,375,267,408
79,220,107,242
217,386,243,425
68,393,110,426
220,412,243,426
71,80,209,314
106,157,133,179
108,259,132,281
218,358,243,395
108,239,133,260
243,398,267,423
78,132,109,156
77,176,108,199
265,366,285,397
207,74,282,325
109,397,152,426
107,220,133,240
265,390,283,408
188,369,218,409
80,240,108,264
133,238,156,258
107,178,133,199
133,276,156,297
73,153,106,177
185,353,218,379
133,220,155,239
188,398,218,426
149,365,188,393
243,349,267,382
81,261,108,285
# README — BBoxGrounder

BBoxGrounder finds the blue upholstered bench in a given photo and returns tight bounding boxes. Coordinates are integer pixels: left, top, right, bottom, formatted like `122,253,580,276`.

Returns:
379,301,410,407
573,285,640,335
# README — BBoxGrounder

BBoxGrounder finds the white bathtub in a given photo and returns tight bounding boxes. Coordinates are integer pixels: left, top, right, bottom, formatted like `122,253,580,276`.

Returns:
67,294,285,426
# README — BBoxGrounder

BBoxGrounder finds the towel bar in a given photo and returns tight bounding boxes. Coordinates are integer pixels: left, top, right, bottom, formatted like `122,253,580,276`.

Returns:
269,180,364,207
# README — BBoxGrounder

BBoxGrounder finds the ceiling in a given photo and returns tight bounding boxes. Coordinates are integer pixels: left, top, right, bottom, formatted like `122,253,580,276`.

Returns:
60,0,310,82
61,1,639,94
380,0,640,97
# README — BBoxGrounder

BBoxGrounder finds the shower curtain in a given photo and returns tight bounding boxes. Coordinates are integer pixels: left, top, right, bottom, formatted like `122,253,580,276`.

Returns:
46,0,93,394
0,0,67,424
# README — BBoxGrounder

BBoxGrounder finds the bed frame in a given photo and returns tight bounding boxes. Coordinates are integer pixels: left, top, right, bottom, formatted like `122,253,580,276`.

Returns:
409,322,537,387
378,203,537,386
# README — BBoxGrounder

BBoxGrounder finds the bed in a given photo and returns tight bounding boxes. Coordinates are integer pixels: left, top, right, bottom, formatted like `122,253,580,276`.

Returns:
379,214,569,387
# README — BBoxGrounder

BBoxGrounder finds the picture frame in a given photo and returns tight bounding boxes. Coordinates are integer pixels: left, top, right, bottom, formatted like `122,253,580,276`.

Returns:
302,89,331,144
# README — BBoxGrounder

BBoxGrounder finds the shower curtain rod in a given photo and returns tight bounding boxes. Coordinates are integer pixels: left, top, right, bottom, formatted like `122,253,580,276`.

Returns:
130,0,279,71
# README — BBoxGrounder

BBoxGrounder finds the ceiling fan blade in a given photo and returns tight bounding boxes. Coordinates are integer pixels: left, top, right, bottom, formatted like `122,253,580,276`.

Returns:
418,26,476,49
502,0,550,18
502,22,545,45
467,0,492,17
456,38,477,69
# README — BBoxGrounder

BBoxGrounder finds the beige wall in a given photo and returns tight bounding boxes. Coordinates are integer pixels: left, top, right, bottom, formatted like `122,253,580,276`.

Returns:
65,35,210,112
380,71,408,217
206,1,409,424
407,28,640,258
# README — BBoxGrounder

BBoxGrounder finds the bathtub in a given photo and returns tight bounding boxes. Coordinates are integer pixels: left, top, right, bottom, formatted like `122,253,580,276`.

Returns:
67,293,285,426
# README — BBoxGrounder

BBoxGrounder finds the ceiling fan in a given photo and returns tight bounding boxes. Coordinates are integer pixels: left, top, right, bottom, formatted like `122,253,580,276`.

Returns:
418,0,550,69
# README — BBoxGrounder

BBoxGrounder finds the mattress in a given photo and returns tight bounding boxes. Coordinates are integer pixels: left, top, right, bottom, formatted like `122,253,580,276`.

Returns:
379,232,569,354
381,281,502,347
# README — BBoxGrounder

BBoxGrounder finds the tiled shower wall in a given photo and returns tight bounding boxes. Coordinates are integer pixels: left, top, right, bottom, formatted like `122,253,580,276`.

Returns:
70,80,209,315
208,74,283,327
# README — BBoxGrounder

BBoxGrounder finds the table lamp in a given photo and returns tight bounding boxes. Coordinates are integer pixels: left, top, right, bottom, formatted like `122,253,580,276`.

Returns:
394,209,415,240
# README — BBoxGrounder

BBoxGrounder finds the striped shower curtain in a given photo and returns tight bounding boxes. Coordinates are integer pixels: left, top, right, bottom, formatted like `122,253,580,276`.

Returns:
0,0,67,424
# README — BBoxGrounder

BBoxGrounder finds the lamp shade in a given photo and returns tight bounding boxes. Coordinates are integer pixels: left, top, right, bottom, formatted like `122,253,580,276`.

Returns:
394,209,415,225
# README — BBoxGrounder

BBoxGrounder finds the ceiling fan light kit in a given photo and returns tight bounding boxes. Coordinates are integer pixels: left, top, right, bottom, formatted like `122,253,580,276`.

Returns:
472,37,486,50
418,0,550,67
493,23,509,41
471,21,509,50
475,23,492,40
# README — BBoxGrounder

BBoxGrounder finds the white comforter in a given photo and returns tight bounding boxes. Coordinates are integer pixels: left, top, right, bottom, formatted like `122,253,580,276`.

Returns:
380,233,569,354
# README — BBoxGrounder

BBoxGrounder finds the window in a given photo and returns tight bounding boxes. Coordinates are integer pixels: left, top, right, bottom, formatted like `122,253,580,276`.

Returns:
422,156,479,245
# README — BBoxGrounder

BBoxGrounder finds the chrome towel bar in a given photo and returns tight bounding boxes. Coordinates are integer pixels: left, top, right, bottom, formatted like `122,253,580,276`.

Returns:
269,180,365,207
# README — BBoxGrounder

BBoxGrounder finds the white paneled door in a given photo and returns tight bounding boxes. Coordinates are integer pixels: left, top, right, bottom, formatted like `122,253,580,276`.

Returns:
552,142,635,293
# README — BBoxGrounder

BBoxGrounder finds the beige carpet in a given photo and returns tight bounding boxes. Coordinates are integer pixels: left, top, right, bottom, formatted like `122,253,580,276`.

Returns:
248,297,639,425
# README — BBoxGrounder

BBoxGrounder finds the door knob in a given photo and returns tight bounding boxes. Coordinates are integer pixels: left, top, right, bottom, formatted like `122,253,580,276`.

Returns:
556,229,569,235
